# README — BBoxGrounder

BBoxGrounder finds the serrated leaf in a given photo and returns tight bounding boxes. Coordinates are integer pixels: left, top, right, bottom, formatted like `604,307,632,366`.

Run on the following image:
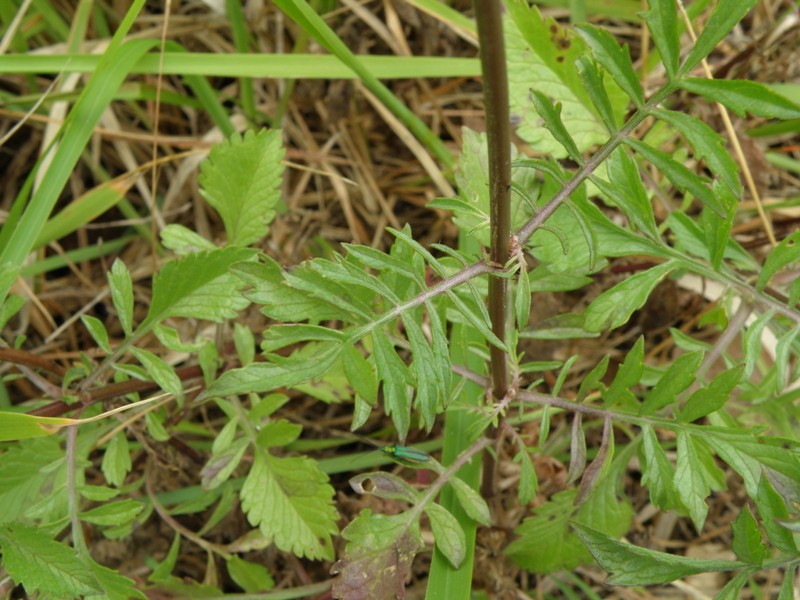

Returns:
332,510,423,600
679,364,744,423
0,522,99,598
756,475,797,554
81,315,111,354
653,108,741,195
425,503,466,569
675,432,725,530
101,432,132,487
640,425,684,511
757,229,800,292
667,212,757,269
598,147,659,239
645,0,679,78
574,523,743,585
372,331,411,440
79,499,144,526
584,262,676,333
108,259,133,336
505,2,620,157
678,78,800,119
241,452,338,560
680,0,760,76
576,56,618,133
199,129,284,247
345,244,426,288
403,311,443,431
87,554,146,599
130,347,183,402
507,490,586,573
731,506,766,564
226,556,275,593
640,350,703,415
447,477,491,526
529,92,583,162
204,342,341,398
625,138,726,217
160,223,217,255
575,24,644,108
144,247,256,328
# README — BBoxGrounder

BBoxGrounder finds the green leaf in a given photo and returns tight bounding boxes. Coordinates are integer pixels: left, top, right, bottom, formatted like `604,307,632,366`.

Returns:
81,315,111,354
679,364,744,423
0,294,25,330
757,229,800,292
583,262,676,333
240,452,338,560
86,555,146,599
108,258,133,336
517,449,538,505
640,351,703,415
567,413,587,484
201,437,248,491
515,267,532,332
345,244,426,288
507,489,587,574
667,212,757,269
653,108,741,195
101,432,132,487
575,24,644,108
714,571,750,600
604,336,644,409
778,564,796,600
597,147,659,239
731,506,766,564
403,310,443,430
574,523,744,585
678,78,800,119
575,417,614,505
529,91,583,162
644,0,679,79
332,510,424,599
675,432,725,530
79,499,144,527
425,503,466,569
576,56,618,133
775,327,800,394
261,324,345,352
226,556,275,593
625,138,726,217
144,247,256,328
640,425,684,511
756,475,796,554
199,129,284,247
372,331,411,440
256,419,302,448
204,342,341,397
342,344,378,406
447,477,491,526
680,0,760,76
505,2,616,157
130,347,183,401
0,522,99,598
742,310,775,380
160,223,217,255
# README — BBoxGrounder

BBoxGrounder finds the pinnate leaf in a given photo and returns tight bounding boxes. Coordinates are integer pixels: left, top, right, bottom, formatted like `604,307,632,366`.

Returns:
332,510,424,600
678,78,800,120
574,523,743,585
199,129,284,247
240,452,338,560
675,432,725,530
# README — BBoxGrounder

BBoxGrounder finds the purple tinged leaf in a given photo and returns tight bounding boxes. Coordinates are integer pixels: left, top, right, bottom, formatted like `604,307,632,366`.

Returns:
567,413,587,484
575,417,614,505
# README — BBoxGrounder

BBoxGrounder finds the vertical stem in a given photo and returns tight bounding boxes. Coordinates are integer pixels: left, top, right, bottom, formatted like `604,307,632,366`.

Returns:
473,0,511,401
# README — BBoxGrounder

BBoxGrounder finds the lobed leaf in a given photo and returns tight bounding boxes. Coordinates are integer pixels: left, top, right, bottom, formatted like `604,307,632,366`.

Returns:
240,452,338,560
372,331,412,440
529,91,583,163
198,129,284,247
576,56,618,133
640,425,684,511
674,432,725,530
575,24,644,108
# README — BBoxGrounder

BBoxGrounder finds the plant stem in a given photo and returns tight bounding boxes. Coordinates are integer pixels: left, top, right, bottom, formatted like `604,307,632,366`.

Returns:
473,0,511,400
